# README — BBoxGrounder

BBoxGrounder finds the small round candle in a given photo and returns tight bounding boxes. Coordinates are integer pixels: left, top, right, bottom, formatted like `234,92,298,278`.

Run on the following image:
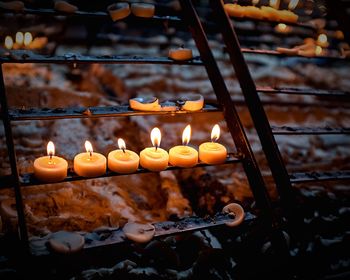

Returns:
34,141,68,183
140,127,169,172
169,124,198,167
74,141,106,177
199,124,227,164
108,138,140,174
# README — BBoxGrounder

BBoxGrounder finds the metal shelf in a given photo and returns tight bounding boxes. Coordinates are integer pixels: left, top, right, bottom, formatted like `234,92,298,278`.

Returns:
29,212,257,256
241,48,349,61
0,53,203,65
257,86,350,99
0,155,242,189
8,104,221,121
271,126,350,135
0,7,181,22
290,170,350,183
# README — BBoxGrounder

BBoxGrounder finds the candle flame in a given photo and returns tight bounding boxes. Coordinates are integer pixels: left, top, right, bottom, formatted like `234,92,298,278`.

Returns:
315,46,322,56
4,36,13,50
15,32,24,45
252,0,259,5
47,141,55,157
269,0,280,9
118,138,126,152
182,124,191,146
276,23,287,32
317,34,327,45
23,32,32,47
211,124,220,142
85,140,93,155
288,0,299,10
151,127,161,149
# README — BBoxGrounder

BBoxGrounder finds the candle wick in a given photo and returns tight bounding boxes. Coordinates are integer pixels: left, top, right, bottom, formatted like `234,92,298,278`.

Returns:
122,147,126,154
155,145,158,152
49,153,53,160
89,151,92,157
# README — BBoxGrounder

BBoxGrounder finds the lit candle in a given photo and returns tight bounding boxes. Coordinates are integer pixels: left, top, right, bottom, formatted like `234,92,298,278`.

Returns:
317,34,329,48
108,138,140,174
140,127,169,171
275,23,292,33
252,0,259,6
34,141,68,183
169,125,198,168
15,32,24,46
4,36,13,50
269,0,280,9
199,124,227,165
74,141,106,177
23,32,33,47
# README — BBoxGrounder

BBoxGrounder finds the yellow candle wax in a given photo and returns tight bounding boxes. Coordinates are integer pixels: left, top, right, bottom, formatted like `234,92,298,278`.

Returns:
199,124,227,165
169,124,198,167
243,6,264,19
277,10,298,23
224,4,245,18
140,127,169,171
74,141,106,177
261,6,280,21
108,138,139,174
34,141,68,183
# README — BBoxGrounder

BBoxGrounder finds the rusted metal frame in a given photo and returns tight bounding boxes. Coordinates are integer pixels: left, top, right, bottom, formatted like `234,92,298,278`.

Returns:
0,65,29,248
209,0,296,214
178,0,273,217
290,170,350,184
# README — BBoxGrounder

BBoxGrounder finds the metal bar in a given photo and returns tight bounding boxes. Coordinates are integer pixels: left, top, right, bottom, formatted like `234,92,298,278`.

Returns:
179,0,273,213
0,155,241,189
0,7,181,22
290,170,350,183
257,86,350,99
210,0,296,213
0,53,203,65
29,212,257,256
272,126,350,135
241,48,348,61
7,104,220,121
0,66,29,247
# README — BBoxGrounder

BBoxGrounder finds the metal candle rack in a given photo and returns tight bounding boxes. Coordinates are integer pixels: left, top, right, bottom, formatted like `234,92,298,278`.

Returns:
0,0,278,257
0,0,348,260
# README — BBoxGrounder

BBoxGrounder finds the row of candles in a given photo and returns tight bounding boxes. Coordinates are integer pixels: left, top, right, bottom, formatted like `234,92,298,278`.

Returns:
4,32,33,50
34,124,228,183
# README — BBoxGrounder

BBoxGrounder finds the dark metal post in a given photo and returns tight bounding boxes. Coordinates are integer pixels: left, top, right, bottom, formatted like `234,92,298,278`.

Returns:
0,65,29,249
178,0,272,214
209,0,296,214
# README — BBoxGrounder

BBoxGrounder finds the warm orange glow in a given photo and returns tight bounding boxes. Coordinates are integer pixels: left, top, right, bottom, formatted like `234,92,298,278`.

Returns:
211,124,221,142
118,138,126,151
23,32,32,46
15,32,24,45
47,141,55,157
151,127,161,148
4,36,13,50
315,46,322,56
182,125,191,146
288,0,299,10
317,34,328,45
85,140,93,154
269,0,280,9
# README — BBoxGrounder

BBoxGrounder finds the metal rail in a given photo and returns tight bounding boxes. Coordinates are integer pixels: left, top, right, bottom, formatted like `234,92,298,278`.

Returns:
290,170,350,183
210,0,296,213
0,67,29,248
0,53,203,65
0,155,241,189
271,126,350,135
257,87,350,99
7,104,220,121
